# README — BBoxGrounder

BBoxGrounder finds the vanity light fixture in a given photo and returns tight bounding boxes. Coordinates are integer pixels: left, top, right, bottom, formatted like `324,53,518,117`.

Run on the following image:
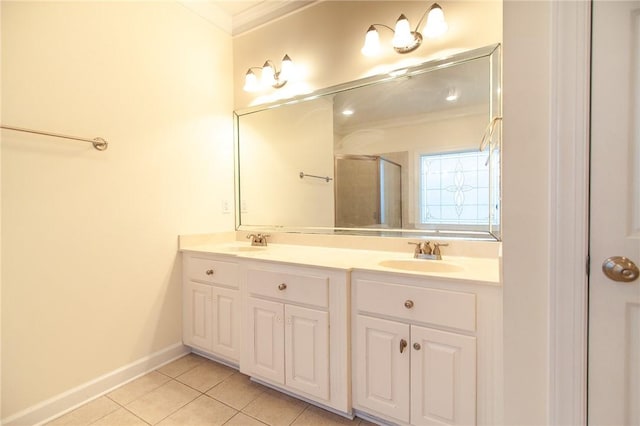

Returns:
361,3,448,56
243,54,294,92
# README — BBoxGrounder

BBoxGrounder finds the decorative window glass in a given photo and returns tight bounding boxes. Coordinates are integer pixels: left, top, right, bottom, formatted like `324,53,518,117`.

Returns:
419,150,500,226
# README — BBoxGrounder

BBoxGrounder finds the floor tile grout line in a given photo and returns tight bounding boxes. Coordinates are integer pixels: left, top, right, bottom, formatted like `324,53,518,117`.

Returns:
143,390,202,426
118,372,245,424
222,411,270,426
155,355,206,379
287,403,311,425
81,398,120,426
103,375,170,412
201,391,251,414
234,410,273,426
117,374,203,425
119,404,153,425
105,392,156,425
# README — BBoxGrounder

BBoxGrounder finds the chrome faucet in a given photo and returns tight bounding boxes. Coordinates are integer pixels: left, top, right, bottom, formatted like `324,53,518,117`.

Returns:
409,241,448,260
247,233,270,246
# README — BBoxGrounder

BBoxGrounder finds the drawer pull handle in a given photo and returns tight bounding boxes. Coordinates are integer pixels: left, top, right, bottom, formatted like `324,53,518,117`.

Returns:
205,269,215,276
400,339,408,353
413,342,421,350
278,283,287,291
404,300,414,309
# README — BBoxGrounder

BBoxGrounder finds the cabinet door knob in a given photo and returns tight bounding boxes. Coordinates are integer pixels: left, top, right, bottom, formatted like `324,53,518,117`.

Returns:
400,339,408,353
404,300,414,309
278,283,287,290
205,269,214,276
413,342,421,350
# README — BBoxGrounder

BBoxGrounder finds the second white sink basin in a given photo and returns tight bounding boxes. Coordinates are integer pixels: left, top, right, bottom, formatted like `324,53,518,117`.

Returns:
378,259,465,273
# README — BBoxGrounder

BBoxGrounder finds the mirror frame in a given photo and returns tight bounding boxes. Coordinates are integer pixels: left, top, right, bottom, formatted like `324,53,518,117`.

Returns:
234,43,501,240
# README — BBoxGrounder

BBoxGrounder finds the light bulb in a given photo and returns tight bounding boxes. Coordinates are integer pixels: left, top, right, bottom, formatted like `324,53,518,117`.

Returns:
392,14,414,48
279,54,293,81
424,3,448,38
243,69,259,92
361,25,381,56
261,61,275,87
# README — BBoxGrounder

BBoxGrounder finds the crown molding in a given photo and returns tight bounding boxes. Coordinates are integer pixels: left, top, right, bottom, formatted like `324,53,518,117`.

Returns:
179,0,233,34
232,1,318,36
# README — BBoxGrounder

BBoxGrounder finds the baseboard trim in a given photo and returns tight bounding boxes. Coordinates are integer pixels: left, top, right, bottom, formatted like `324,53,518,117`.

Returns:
2,343,190,426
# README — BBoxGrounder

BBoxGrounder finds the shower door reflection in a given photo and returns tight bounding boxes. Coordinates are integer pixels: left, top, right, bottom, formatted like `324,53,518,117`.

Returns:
334,155,402,228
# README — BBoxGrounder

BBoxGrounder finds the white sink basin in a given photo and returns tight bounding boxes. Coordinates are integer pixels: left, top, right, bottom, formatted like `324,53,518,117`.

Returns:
378,259,465,273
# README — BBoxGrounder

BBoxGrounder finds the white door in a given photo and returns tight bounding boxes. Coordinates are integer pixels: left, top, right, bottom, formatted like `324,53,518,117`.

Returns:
589,2,640,424
211,287,241,362
284,304,329,400
183,281,212,351
410,325,476,426
354,314,410,423
247,297,285,384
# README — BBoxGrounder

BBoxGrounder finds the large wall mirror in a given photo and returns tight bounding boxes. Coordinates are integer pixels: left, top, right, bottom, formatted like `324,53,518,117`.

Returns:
235,44,501,240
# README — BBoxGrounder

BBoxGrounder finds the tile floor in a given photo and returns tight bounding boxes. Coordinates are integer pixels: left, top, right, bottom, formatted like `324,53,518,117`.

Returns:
47,353,375,426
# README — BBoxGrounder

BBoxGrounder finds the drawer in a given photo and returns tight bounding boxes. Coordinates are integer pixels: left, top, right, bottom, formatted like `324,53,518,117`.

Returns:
355,279,476,332
186,255,238,288
247,268,329,308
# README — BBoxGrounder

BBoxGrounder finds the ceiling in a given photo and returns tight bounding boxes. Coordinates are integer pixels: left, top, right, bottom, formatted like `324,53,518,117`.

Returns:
211,0,315,35
332,56,491,134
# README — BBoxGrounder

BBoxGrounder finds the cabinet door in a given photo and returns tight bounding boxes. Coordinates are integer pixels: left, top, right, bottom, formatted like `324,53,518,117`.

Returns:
355,315,410,423
285,304,329,400
183,281,212,351
211,287,241,362
246,297,285,384
411,325,476,426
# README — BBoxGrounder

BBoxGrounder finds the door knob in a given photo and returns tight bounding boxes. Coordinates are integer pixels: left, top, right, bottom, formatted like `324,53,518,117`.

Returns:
602,256,639,282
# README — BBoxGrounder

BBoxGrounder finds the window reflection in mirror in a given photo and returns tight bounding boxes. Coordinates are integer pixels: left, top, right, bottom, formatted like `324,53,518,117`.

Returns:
235,44,501,240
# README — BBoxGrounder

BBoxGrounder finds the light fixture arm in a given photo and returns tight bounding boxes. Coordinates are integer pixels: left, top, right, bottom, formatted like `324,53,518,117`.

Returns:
413,7,432,32
368,23,396,33
263,60,287,89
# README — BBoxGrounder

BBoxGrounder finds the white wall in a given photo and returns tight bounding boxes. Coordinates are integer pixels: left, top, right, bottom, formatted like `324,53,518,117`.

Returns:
1,1,233,419
502,2,551,423
233,1,503,110
239,97,334,227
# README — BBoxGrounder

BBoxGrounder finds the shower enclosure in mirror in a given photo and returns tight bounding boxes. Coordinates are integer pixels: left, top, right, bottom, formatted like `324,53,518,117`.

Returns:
335,155,402,229
235,44,501,240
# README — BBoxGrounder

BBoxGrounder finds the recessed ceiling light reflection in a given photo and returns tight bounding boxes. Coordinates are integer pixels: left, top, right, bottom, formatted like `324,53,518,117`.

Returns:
342,109,355,116
446,88,459,102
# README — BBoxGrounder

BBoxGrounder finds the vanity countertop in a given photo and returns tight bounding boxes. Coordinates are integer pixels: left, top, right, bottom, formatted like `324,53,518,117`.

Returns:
180,239,501,286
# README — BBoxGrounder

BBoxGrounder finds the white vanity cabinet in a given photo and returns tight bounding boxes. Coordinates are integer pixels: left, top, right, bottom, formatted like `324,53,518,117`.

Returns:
182,253,241,364
352,272,501,426
241,260,350,414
